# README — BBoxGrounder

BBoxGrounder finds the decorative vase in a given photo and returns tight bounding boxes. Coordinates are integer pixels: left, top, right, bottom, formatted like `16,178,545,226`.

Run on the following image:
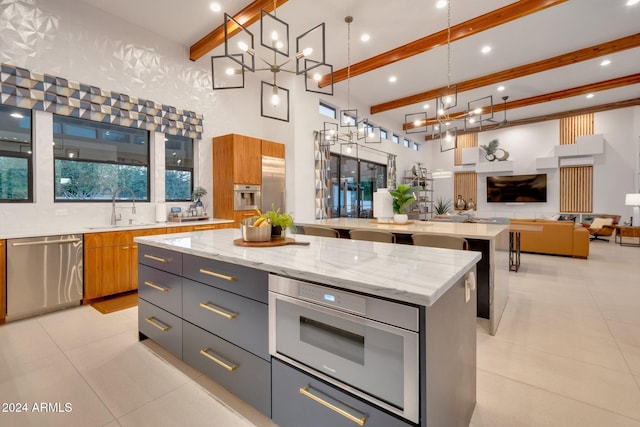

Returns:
393,213,408,224
271,225,284,239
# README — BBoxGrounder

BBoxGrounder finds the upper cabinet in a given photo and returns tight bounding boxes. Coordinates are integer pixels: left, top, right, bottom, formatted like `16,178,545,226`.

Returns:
213,134,285,222
262,139,285,158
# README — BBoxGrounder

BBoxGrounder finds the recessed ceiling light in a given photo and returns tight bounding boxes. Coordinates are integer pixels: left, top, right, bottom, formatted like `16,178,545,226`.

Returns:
600,59,611,66
209,2,221,12
360,33,370,42
586,93,595,99
10,112,24,118
423,103,430,109
388,76,397,83
497,85,505,92
626,0,639,6
436,0,448,9
481,45,492,54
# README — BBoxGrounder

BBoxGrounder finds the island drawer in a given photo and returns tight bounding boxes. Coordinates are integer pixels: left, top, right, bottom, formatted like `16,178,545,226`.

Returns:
272,359,411,427
138,244,182,275
182,278,268,360
138,299,182,359
182,321,271,417
138,264,182,316
183,254,268,303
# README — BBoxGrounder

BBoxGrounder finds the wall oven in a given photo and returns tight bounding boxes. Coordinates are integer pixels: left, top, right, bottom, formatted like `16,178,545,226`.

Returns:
269,274,420,423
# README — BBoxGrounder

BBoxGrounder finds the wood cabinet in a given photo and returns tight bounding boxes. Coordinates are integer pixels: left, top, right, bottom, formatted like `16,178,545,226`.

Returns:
0,240,5,324
213,133,285,224
262,138,285,158
84,228,166,300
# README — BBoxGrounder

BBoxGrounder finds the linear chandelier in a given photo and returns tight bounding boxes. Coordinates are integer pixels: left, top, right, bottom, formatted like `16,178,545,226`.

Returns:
211,0,333,122
319,16,382,148
403,0,494,151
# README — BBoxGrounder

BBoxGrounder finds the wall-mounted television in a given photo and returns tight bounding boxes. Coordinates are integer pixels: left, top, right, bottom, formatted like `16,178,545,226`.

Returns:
486,174,547,203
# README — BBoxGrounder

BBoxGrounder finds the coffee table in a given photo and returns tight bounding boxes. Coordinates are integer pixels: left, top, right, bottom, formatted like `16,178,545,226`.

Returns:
614,226,640,247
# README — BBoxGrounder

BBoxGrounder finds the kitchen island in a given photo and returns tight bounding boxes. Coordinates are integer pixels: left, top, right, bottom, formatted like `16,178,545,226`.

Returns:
298,218,510,335
135,228,480,427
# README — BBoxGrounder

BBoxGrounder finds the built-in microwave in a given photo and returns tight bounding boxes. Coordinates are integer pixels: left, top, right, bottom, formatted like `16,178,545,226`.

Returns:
268,274,420,423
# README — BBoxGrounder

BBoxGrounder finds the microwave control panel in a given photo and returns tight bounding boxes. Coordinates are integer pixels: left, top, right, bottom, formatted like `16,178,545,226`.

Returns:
297,283,366,315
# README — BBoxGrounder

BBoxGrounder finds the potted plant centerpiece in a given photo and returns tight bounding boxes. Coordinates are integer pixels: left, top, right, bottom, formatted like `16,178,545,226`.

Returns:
389,184,421,224
260,204,296,239
434,196,452,215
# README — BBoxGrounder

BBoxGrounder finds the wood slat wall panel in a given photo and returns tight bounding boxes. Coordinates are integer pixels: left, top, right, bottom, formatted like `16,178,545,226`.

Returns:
454,134,478,166
560,113,593,144
560,166,592,212
454,172,478,209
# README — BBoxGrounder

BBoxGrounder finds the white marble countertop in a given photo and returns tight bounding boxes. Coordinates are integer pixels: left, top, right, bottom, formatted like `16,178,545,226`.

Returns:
0,218,234,240
135,228,481,307
299,218,509,240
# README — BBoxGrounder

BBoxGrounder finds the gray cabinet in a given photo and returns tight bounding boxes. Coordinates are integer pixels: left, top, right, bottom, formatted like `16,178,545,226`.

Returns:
138,264,182,316
137,249,271,418
183,254,268,303
183,321,271,417
182,278,269,360
272,359,410,427
139,244,182,275
138,299,182,358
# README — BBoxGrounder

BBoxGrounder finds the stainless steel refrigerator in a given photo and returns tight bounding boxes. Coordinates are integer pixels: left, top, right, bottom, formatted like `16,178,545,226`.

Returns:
261,156,285,212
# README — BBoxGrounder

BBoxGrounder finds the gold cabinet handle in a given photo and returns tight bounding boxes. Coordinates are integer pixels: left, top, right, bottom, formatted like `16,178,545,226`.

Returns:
194,226,212,230
144,254,169,263
199,268,237,282
123,246,129,250
299,385,368,426
199,301,237,319
144,316,170,332
199,348,238,372
144,281,169,292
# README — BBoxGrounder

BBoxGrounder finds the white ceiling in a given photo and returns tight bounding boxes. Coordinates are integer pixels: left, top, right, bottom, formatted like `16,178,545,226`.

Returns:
78,0,640,133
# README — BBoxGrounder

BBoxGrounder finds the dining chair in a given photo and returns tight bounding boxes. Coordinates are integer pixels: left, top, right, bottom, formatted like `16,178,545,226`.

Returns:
349,229,396,243
303,225,340,238
411,233,468,250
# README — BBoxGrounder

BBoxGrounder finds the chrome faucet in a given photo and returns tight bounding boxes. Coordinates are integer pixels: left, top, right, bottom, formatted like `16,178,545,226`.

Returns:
111,186,136,226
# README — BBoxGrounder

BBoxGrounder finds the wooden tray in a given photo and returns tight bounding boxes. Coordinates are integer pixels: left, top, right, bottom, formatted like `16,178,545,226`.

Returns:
233,238,310,247
369,219,415,225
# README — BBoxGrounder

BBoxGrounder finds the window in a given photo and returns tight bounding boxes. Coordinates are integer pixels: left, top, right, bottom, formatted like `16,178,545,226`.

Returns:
165,134,194,201
341,110,357,127
53,115,149,201
413,142,420,151
0,104,32,202
319,102,337,119
392,134,400,144
404,138,411,148
380,129,388,140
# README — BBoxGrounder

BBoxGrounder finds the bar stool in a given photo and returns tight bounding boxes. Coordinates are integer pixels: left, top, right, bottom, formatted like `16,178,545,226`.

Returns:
349,229,396,243
303,225,340,238
411,233,468,250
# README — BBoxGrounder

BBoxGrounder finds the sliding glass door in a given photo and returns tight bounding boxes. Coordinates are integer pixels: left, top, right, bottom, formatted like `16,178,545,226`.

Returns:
329,154,386,218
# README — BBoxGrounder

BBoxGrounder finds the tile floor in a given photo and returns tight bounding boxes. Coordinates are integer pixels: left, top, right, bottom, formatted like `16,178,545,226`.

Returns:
1,240,639,426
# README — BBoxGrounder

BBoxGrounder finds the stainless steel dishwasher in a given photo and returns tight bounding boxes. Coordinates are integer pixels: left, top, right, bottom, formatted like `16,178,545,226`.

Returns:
6,234,83,321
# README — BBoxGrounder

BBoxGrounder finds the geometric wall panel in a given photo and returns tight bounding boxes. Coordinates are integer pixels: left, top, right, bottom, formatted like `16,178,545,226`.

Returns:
1,62,203,139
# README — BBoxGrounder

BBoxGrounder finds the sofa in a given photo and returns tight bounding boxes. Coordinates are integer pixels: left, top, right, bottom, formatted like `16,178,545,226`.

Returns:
510,219,589,258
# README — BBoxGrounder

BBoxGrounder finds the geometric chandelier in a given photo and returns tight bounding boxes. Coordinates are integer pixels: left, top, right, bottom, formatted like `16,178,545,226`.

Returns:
318,16,383,147
211,0,333,122
403,0,494,151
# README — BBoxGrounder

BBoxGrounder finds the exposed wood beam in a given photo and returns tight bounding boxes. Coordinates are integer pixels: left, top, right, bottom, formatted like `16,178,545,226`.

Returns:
423,98,640,140
189,0,288,62
318,0,567,88
383,33,640,115
405,73,640,131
